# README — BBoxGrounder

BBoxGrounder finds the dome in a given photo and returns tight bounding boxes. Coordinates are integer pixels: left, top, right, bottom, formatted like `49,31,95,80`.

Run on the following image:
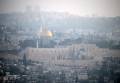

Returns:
37,28,53,37
47,31,53,37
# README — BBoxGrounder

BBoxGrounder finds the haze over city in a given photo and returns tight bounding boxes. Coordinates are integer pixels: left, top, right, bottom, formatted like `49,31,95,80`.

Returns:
0,0,120,17
0,0,120,83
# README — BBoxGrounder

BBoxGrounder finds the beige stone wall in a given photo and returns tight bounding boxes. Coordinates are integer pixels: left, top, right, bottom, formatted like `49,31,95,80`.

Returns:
26,47,69,62
25,44,110,66
25,44,120,69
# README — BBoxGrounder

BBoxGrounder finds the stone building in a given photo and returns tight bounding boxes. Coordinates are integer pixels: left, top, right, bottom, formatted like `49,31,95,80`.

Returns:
24,44,110,70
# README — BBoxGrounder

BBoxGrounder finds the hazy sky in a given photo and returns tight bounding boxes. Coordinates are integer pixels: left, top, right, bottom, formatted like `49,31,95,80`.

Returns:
0,0,120,16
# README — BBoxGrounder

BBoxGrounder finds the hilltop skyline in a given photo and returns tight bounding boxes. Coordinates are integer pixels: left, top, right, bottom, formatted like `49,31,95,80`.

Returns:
0,0,120,17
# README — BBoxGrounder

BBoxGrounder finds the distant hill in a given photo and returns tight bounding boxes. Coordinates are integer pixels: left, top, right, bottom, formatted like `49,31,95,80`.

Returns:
0,11,120,32
0,11,120,50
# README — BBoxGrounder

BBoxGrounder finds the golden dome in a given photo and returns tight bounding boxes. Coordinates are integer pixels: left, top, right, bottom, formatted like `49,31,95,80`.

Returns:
38,28,53,37
47,31,53,37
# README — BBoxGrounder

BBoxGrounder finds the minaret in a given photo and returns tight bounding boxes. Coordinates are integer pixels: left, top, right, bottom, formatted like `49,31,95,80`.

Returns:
36,9,43,48
36,18,43,48
36,27,41,48
36,39,39,48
